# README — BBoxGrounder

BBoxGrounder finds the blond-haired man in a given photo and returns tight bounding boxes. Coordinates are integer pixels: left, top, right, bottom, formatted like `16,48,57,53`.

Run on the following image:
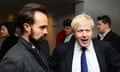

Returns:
49,13,120,72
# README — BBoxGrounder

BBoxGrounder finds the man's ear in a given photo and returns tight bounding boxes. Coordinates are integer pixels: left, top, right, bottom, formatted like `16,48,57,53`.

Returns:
23,23,31,32
105,23,109,28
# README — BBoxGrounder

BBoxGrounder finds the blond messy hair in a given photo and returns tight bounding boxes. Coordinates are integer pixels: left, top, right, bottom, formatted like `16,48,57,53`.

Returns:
71,13,94,31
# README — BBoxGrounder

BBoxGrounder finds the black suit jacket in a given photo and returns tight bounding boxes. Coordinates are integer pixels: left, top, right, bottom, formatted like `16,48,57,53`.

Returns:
97,30,120,53
38,39,50,60
49,39,120,72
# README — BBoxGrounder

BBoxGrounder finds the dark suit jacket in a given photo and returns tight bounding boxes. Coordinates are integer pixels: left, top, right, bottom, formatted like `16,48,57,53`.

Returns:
97,30,120,53
49,39,120,72
0,35,18,62
38,39,50,60
0,37,50,72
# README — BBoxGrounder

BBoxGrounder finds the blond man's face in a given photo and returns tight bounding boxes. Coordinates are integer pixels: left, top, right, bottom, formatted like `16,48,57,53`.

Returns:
73,21,93,47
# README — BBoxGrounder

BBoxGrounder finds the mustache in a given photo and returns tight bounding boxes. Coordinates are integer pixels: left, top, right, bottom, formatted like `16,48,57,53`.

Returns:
39,34,47,40
43,34,47,37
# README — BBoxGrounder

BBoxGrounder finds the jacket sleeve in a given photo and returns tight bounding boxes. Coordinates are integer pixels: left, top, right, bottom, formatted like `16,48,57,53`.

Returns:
49,43,68,72
103,41,120,72
49,47,61,72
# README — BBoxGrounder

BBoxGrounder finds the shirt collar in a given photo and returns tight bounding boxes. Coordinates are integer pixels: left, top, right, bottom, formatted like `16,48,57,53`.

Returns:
99,29,111,40
75,40,93,51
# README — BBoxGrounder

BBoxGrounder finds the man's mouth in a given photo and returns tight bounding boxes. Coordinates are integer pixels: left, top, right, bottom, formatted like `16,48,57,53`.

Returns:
81,39,88,43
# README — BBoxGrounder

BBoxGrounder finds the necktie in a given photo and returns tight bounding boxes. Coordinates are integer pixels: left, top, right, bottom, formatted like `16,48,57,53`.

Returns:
81,47,88,72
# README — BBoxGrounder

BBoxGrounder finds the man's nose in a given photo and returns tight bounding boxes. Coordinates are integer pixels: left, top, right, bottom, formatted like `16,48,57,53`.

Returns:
82,31,87,36
44,29,48,34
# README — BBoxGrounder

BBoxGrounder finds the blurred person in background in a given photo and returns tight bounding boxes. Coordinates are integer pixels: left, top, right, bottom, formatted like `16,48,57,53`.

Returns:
96,15,120,53
0,21,18,62
56,19,74,47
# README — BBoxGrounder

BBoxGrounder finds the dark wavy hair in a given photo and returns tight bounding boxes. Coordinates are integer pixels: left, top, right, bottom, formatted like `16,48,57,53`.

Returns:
97,15,111,27
17,5,48,34
63,19,72,27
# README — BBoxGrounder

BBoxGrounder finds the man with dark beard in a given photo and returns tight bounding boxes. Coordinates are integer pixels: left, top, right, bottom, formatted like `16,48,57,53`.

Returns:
0,4,50,72
20,2,50,60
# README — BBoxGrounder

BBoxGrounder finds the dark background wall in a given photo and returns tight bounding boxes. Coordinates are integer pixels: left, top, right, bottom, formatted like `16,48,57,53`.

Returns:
0,0,81,22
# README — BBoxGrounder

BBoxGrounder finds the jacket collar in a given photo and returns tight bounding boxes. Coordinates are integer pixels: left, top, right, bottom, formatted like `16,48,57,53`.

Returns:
18,37,49,71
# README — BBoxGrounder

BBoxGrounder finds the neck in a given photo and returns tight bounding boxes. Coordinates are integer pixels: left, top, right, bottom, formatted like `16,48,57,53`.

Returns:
100,28,111,35
22,35,29,42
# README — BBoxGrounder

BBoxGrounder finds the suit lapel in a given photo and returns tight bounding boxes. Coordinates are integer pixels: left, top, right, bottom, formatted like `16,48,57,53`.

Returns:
66,41,75,72
39,51,49,68
29,48,49,71
93,39,106,72
20,37,49,70
103,30,112,40
65,39,107,72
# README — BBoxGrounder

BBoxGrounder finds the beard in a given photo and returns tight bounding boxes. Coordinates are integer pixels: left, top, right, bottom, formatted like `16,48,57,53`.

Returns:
29,29,47,47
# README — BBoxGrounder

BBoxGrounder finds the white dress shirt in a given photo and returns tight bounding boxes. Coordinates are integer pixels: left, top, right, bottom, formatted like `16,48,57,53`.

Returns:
64,34,73,43
72,40,100,72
